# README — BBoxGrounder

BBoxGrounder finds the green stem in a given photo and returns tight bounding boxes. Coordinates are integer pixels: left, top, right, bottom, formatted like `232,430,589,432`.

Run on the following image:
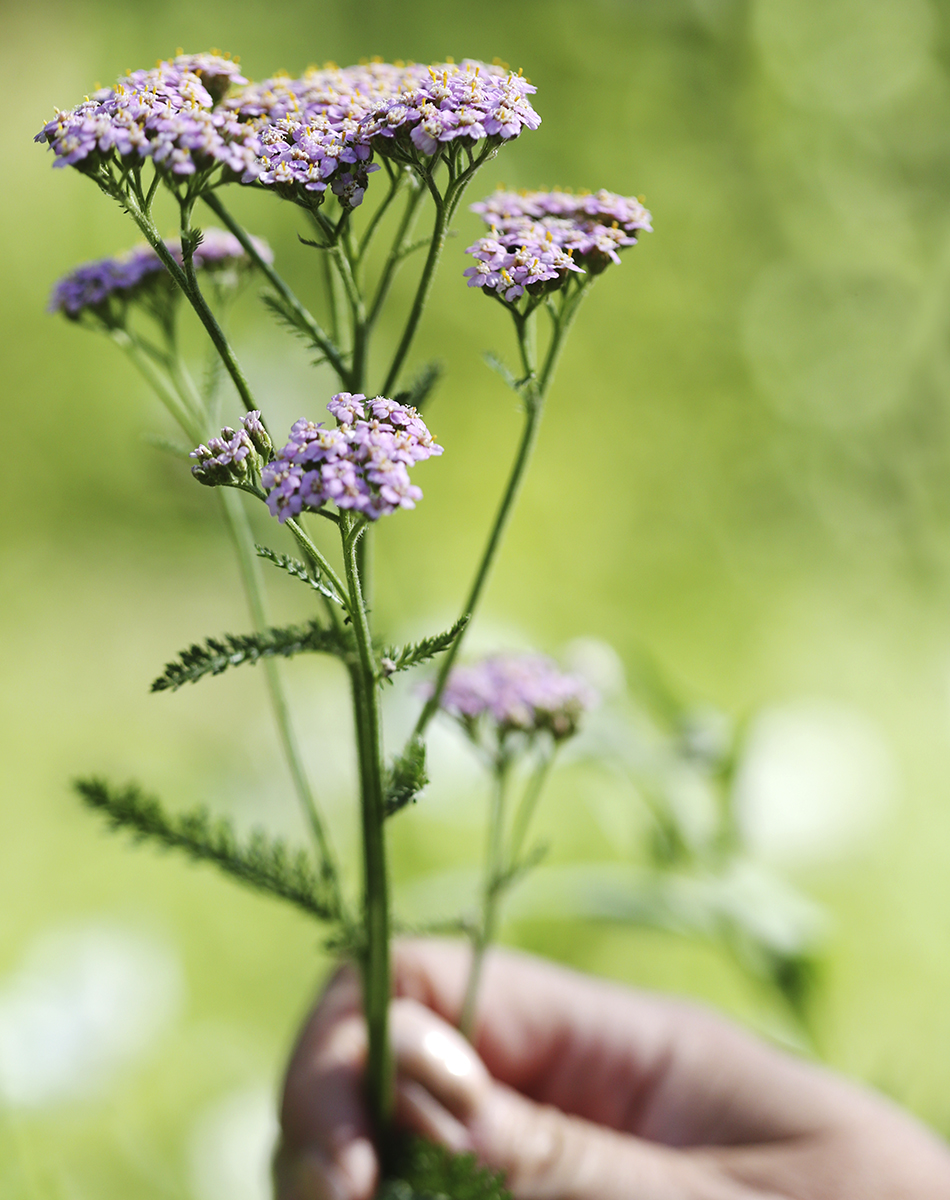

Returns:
341,517,392,1130
357,170,405,268
367,177,425,331
323,251,342,349
381,147,494,396
412,284,593,740
112,332,202,443
331,242,367,390
116,182,260,414
459,759,511,1040
219,488,343,909
381,196,448,396
202,192,349,384
507,750,555,868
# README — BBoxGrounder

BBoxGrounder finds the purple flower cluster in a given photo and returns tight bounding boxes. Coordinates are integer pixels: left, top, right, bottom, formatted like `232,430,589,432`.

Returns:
225,59,540,207
465,188,653,300
190,411,273,486
261,393,443,522
48,229,272,319
35,52,262,182
356,60,540,156
463,233,583,302
439,654,596,741
37,53,540,211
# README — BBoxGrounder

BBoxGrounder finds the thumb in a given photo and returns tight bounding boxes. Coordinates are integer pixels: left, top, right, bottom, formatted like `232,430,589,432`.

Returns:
391,1000,765,1200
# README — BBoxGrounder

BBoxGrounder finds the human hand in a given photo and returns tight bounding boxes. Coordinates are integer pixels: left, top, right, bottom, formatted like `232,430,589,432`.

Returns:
274,941,950,1200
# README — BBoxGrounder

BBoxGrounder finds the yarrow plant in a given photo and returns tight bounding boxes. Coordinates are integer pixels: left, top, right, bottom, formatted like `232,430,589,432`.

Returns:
38,48,652,1197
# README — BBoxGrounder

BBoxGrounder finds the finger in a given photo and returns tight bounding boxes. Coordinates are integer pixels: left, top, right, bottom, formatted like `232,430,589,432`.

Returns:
470,1086,781,1200
277,963,378,1200
386,998,768,1200
391,996,491,1152
392,939,845,1145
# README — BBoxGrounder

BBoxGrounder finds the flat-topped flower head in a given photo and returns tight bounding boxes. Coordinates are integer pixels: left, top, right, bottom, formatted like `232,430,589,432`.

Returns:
35,52,261,186
225,58,539,208
48,229,272,325
357,60,540,158
261,392,442,522
465,187,652,301
439,653,596,744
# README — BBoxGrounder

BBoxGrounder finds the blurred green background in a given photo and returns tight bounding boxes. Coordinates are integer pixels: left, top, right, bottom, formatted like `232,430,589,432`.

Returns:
5,0,950,1194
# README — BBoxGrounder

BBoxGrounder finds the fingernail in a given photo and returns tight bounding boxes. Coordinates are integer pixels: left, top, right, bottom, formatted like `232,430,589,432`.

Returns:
337,1137,376,1198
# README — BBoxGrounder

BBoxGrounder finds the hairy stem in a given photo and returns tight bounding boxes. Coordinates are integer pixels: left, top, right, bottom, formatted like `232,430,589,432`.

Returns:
412,283,593,739
341,517,392,1129
116,182,259,414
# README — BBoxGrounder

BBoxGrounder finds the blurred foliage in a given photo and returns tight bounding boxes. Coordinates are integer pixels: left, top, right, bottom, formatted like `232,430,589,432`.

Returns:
6,0,950,1195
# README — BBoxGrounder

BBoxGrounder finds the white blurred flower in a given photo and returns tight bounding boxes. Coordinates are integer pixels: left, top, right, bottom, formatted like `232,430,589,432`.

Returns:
0,923,182,1107
734,701,896,865
188,1086,278,1200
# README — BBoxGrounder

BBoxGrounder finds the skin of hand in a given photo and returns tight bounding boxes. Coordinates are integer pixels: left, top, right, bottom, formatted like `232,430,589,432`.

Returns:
274,940,950,1200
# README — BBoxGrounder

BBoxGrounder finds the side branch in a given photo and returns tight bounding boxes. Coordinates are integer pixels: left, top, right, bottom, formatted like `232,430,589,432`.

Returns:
76,779,339,921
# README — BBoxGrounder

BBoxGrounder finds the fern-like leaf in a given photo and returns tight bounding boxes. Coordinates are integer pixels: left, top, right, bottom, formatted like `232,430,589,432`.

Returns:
75,778,338,921
483,351,520,393
261,291,322,354
377,1134,511,1200
151,621,348,692
383,615,469,678
256,544,344,604
394,361,443,413
384,737,428,817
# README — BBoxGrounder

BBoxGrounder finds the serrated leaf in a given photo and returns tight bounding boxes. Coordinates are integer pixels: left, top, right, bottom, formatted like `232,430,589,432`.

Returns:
261,291,328,359
256,543,344,605
378,1135,511,1200
140,432,192,459
384,736,428,817
75,778,338,921
482,351,520,393
394,361,443,413
151,620,348,692
383,615,469,677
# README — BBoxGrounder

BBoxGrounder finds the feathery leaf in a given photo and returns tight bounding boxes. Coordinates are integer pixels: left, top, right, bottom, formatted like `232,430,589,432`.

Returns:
256,544,344,605
151,620,348,692
378,1135,511,1200
483,351,520,393
394,360,443,414
383,615,469,678
76,778,338,921
384,737,428,818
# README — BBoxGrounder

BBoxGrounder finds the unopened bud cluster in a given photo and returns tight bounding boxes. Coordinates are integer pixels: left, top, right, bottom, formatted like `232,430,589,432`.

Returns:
190,411,273,486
